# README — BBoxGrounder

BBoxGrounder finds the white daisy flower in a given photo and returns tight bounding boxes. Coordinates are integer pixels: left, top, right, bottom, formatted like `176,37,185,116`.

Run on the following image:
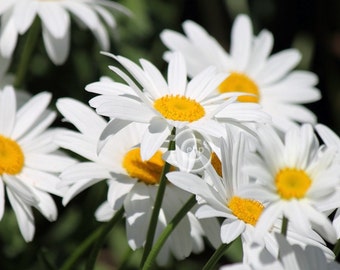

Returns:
167,131,270,245
240,124,340,244
315,123,340,238
0,0,130,64
86,51,270,161
166,131,333,260
160,14,321,132
0,86,76,242
220,233,340,270
55,98,221,265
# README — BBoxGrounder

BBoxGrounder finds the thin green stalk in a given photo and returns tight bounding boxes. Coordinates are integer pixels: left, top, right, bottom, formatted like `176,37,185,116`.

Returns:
333,239,340,259
14,17,40,88
60,207,124,270
140,128,176,267
202,243,230,270
281,216,288,237
142,195,197,270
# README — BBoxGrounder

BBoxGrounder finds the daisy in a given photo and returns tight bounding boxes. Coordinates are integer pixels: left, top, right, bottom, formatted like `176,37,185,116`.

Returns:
160,14,321,132
239,124,340,244
86,51,270,161
0,0,130,64
167,131,270,248
220,233,340,270
166,130,333,261
0,86,75,242
55,98,221,265
315,123,340,238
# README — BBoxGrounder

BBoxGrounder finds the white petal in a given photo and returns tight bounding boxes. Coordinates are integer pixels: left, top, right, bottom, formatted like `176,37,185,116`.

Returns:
0,180,4,220
246,30,273,76
0,86,16,136
12,92,51,140
107,177,135,210
140,117,171,160
3,175,38,205
60,162,111,185
230,14,252,71
6,187,35,242
257,49,301,85
167,52,187,95
54,131,97,161
38,3,70,38
13,1,37,34
42,24,70,65
124,183,152,250
140,58,169,98
19,111,56,142
0,14,18,58
220,219,245,243
315,123,340,148
95,97,155,122
25,153,76,173
95,201,115,222
195,204,231,219
34,189,57,221
17,168,64,197
62,178,104,206
253,202,284,243
57,98,106,138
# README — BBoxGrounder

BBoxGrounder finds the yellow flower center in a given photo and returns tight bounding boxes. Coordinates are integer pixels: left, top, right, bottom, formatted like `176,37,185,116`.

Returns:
153,95,205,122
122,148,164,185
0,135,25,175
275,168,312,200
218,72,260,103
228,196,264,226
210,152,222,177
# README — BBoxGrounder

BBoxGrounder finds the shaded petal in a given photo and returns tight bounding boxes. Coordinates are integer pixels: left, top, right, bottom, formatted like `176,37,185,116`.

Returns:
257,49,301,85
6,187,35,242
167,52,187,95
0,86,16,136
230,14,252,71
42,24,70,65
38,3,70,38
220,219,245,244
140,117,171,160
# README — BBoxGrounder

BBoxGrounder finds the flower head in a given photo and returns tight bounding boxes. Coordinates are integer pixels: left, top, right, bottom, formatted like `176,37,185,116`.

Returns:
0,86,75,241
86,52,270,160
160,14,321,131
55,98,220,265
240,124,340,243
0,0,130,64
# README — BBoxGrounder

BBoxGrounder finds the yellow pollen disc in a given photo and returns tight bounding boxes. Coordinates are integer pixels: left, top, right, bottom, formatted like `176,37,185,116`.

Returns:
153,95,205,122
210,152,222,177
0,135,25,175
275,168,312,200
122,148,164,185
227,196,264,226
218,72,260,103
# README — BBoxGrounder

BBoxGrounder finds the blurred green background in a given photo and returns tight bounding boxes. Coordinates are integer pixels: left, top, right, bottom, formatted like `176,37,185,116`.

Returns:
2,0,340,269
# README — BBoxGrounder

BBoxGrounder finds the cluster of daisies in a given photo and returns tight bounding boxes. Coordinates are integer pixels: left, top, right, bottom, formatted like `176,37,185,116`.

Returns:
1,1,340,268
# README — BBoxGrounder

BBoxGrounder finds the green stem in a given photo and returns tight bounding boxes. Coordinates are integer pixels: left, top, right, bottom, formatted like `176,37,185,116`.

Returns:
60,207,124,270
281,216,288,237
142,195,197,270
85,207,124,270
140,128,176,267
333,239,340,258
202,243,230,270
14,17,40,88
